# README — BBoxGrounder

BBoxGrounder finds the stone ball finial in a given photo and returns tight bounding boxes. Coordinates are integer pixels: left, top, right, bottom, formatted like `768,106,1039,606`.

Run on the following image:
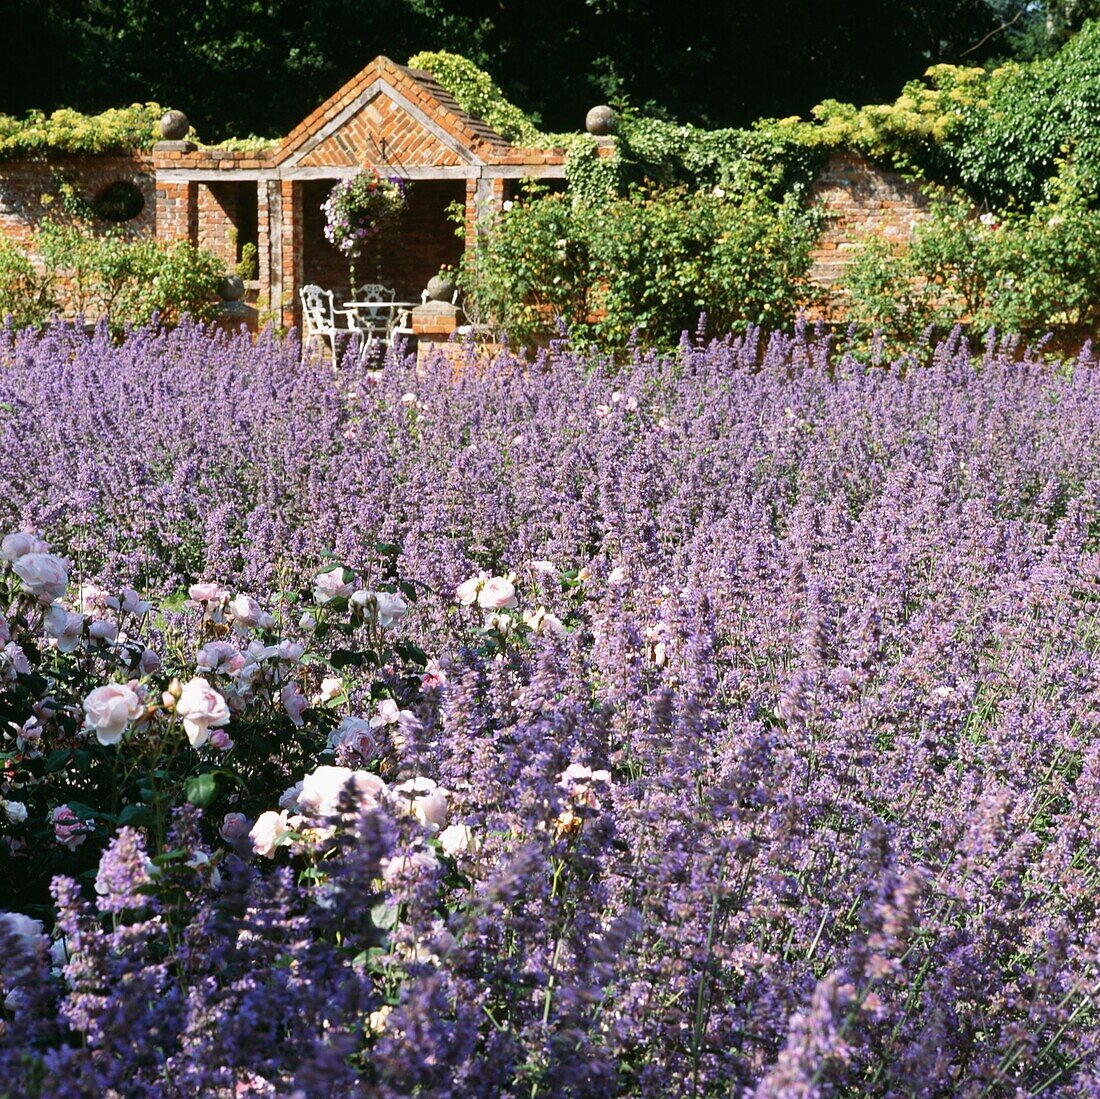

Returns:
218,274,245,302
585,105,618,137
159,110,190,141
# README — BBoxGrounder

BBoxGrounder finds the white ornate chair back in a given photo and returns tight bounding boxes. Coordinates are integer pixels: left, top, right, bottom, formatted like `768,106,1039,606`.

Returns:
299,285,336,336
351,283,395,327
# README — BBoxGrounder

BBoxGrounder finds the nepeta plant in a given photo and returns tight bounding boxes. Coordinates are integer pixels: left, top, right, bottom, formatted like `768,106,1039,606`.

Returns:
1,320,1099,1094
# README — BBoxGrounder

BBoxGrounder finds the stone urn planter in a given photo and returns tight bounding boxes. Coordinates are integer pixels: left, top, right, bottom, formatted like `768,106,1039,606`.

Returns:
424,274,456,303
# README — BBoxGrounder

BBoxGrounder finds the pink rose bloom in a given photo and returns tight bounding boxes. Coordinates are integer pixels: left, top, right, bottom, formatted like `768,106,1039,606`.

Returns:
43,604,84,653
52,805,91,850
187,582,229,605
87,620,118,645
477,576,517,610
196,641,245,675
117,588,152,616
176,676,230,748
421,659,447,689
313,569,354,604
3,642,31,676
83,682,144,746
327,716,376,761
220,812,251,844
228,593,264,627
278,781,304,812
369,698,409,730
78,583,110,615
139,647,162,675
1,531,49,563
280,682,307,727
209,729,233,751
249,809,290,858
13,552,69,604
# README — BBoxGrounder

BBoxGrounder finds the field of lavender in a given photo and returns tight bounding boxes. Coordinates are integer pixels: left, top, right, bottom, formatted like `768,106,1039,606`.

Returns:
2,319,1100,1096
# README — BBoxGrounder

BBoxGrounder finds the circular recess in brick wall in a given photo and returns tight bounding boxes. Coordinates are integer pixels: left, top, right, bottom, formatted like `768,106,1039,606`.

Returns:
92,180,146,222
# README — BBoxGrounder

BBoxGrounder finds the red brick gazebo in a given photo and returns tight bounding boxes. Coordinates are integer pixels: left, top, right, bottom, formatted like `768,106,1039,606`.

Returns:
153,56,568,327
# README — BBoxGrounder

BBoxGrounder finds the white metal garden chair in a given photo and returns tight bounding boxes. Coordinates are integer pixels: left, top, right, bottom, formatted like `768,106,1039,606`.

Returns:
345,284,396,360
299,285,345,368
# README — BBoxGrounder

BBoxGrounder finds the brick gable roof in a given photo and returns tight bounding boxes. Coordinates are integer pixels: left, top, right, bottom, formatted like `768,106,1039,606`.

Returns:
273,56,516,169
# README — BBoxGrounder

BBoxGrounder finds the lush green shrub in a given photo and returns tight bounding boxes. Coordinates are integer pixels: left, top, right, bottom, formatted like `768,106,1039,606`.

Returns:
0,238,57,328
838,166,1100,348
458,185,821,348
28,220,222,333
406,50,543,145
951,20,1100,205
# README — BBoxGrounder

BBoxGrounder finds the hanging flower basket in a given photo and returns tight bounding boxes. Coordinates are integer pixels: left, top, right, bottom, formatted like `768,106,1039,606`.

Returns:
321,169,408,287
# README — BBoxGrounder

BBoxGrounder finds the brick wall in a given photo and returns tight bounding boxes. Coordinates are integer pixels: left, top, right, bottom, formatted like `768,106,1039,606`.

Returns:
0,146,939,329
0,155,155,249
196,181,259,271
808,152,929,290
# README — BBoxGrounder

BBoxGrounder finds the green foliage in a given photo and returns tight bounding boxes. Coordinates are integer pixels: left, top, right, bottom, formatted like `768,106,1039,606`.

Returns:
0,239,57,328
838,165,1100,350
951,20,1100,205
0,104,164,159
406,50,542,145
31,220,222,333
237,242,259,281
458,185,822,349
202,135,279,153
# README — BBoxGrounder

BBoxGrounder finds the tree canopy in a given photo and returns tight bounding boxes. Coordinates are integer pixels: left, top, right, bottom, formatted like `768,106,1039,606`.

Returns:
1,1,1092,141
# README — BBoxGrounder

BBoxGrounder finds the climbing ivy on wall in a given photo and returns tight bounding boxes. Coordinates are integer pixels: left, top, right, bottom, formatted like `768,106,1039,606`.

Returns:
0,104,165,159
413,26,1100,213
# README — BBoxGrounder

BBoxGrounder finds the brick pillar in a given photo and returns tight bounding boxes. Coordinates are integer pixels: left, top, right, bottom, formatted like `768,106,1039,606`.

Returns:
463,177,478,251
279,180,301,330
257,181,271,321
155,181,196,243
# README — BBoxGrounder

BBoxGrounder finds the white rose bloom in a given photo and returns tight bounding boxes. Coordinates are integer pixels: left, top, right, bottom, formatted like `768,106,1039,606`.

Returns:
381,846,439,883
0,911,44,943
249,810,290,858
82,683,144,746
391,776,449,830
2,800,27,824
373,591,408,629
175,677,230,748
298,765,387,818
455,572,487,606
319,676,343,703
12,552,69,604
438,823,478,857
